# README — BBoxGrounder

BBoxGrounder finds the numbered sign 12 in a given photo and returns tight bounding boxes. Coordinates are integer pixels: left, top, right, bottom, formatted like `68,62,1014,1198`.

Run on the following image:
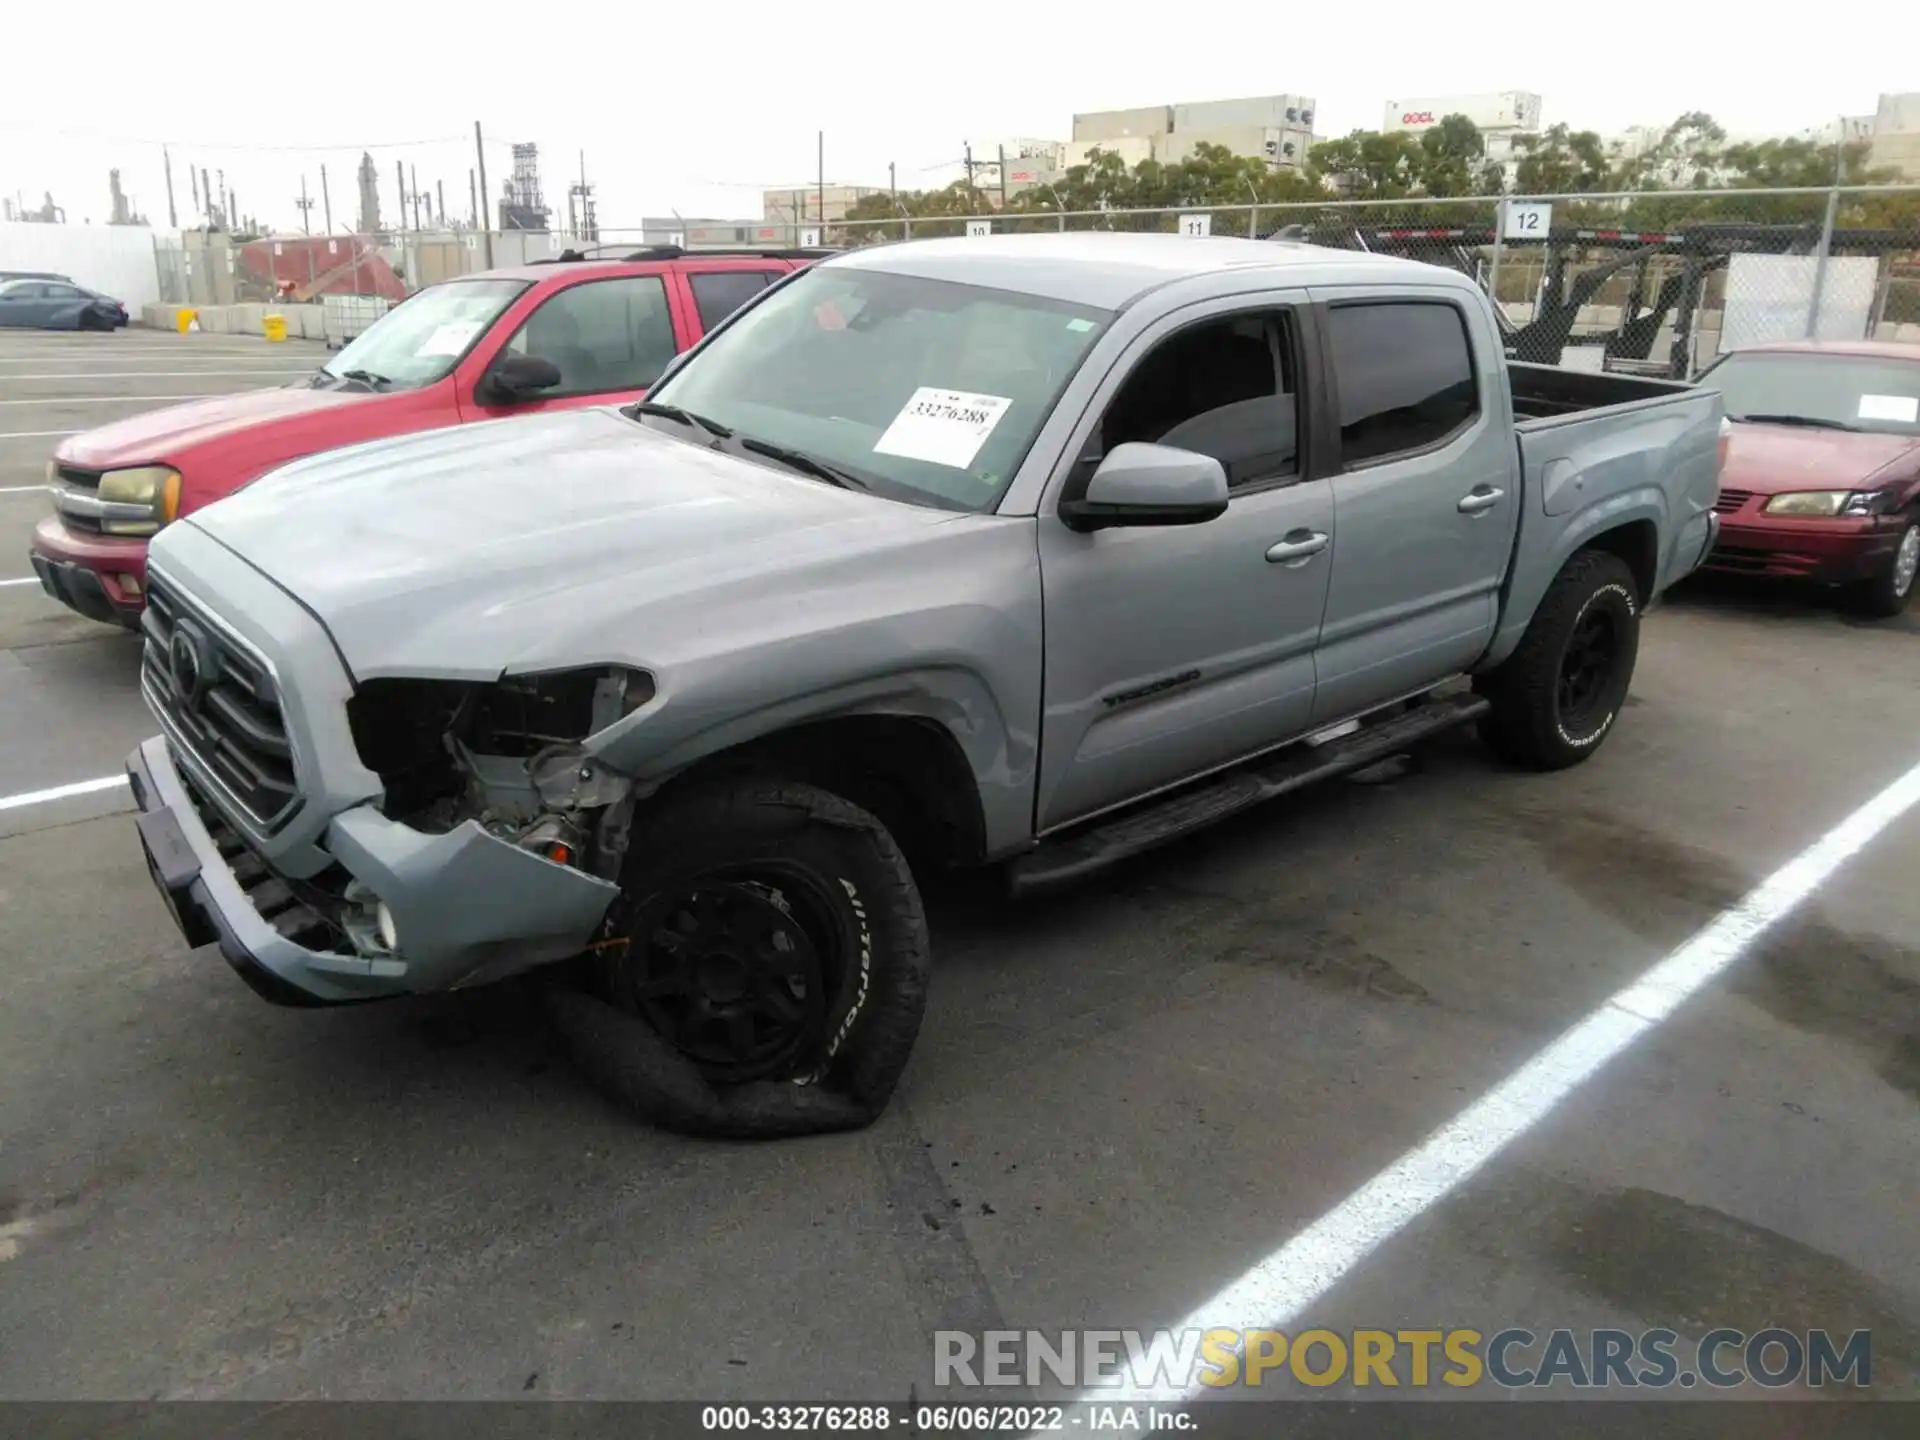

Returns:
965,219,992,239
1503,202,1551,240
1179,213,1212,237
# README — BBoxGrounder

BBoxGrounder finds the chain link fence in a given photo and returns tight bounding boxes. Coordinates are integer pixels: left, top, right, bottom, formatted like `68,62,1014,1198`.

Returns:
142,184,1920,376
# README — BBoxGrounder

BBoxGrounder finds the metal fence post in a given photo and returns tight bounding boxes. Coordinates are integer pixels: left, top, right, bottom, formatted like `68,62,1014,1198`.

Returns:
1248,203,1259,240
1804,185,1840,339
1487,197,1509,320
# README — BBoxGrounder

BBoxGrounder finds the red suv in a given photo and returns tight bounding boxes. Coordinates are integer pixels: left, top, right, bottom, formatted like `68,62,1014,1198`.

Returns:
30,246,823,628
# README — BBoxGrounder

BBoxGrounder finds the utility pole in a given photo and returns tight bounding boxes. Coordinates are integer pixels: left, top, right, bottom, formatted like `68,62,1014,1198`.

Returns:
395,161,406,231
469,168,478,231
190,166,201,212
296,175,313,234
162,146,178,228
320,164,332,233
474,121,493,267
410,164,421,230
437,179,446,230
817,130,826,241
963,141,976,210
998,144,1008,209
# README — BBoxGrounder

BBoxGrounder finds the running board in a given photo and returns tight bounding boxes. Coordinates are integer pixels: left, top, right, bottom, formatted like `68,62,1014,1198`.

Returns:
1006,691,1489,897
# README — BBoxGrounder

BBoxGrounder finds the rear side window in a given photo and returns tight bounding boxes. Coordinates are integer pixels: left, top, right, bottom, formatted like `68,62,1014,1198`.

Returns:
689,270,777,332
1327,302,1479,466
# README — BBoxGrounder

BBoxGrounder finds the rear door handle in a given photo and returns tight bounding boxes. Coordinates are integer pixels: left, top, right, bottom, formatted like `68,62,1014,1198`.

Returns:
1265,530,1329,564
1458,486,1506,514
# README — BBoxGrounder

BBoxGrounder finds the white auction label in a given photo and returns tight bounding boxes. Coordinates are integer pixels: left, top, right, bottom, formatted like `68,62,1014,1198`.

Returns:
418,320,483,357
1179,213,1212,237
1857,393,1918,423
1504,201,1552,240
873,387,1013,469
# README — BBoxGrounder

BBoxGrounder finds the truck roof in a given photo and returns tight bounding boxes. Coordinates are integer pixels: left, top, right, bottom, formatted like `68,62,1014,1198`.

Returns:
826,231,1442,311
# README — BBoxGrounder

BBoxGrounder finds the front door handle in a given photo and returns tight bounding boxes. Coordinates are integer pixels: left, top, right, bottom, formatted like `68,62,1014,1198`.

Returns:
1265,530,1329,564
1458,486,1506,514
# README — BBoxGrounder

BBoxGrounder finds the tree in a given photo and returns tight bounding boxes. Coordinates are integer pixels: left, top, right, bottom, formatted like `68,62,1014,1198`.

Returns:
1617,111,1727,190
1307,129,1424,198
1509,124,1612,195
1419,115,1489,197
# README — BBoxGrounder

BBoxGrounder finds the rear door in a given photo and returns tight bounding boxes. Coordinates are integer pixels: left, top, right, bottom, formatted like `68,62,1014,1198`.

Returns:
1305,287,1520,725
458,271,692,421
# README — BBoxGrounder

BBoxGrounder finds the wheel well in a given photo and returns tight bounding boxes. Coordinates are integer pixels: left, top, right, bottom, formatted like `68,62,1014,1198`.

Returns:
661,715,989,871
1582,520,1659,604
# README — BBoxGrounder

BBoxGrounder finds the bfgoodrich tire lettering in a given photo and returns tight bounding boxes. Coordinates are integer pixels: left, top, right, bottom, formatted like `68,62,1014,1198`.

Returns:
1475,549,1642,772
546,777,930,1138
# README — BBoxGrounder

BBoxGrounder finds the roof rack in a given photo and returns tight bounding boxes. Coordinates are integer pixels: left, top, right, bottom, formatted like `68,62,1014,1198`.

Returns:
532,244,840,265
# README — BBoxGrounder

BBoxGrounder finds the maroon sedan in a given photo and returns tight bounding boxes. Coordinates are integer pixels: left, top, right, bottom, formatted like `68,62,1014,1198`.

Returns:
1700,340,1920,615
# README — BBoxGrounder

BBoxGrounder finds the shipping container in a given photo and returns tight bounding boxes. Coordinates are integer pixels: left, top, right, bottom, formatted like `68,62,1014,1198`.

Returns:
1071,106,1174,142
1171,94,1316,135
1382,91,1543,134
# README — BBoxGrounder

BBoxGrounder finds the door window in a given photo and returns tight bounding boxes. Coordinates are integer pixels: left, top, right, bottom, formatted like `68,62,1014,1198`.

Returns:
1326,302,1479,467
506,275,678,396
689,270,777,332
1096,312,1300,489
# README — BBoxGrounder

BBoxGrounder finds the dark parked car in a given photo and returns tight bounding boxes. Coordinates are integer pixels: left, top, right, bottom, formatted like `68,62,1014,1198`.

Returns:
1703,341,1920,616
0,278,129,330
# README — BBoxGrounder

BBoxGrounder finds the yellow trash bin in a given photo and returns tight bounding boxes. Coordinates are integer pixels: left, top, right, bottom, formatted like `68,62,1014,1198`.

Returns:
262,313,288,343
176,308,199,334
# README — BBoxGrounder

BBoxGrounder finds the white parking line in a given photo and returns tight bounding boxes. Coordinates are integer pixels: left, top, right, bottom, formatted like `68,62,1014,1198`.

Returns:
0,485,50,494
0,394,225,406
0,576,44,586
1084,752,1920,1407
0,431,81,440
3,370,312,380
0,774,129,813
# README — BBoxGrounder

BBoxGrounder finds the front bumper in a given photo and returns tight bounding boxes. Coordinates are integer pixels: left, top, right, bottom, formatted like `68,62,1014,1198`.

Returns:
128,735,620,1006
1704,514,1900,584
30,515,147,627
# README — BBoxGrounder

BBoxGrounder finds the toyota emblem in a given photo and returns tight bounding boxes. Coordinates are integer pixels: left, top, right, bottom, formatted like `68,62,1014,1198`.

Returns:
168,625,212,709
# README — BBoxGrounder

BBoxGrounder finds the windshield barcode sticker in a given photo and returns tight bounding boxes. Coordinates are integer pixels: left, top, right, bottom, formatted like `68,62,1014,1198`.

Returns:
1857,393,1918,423
417,320,483,357
874,387,1014,469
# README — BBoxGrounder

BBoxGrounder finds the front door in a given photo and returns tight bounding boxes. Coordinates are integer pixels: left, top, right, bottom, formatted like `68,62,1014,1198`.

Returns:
1306,289,1521,725
461,273,688,421
1034,293,1336,831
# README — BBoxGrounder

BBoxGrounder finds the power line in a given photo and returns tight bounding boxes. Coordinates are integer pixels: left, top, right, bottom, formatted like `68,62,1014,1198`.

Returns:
1,126,510,154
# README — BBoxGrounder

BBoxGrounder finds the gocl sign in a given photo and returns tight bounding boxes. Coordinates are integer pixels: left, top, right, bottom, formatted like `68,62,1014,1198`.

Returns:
1401,112,1437,126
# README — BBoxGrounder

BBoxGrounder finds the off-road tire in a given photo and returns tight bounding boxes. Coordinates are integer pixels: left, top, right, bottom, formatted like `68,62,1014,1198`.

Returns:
1475,549,1641,772
1841,515,1918,619
546,777,930,1138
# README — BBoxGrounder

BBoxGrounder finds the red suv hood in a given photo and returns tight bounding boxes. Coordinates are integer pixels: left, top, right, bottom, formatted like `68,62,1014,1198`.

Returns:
54,383,375,469
1722,423,1919,495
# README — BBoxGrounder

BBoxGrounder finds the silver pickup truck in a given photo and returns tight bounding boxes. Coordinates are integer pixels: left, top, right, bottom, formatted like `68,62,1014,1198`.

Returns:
126,233,1723,1135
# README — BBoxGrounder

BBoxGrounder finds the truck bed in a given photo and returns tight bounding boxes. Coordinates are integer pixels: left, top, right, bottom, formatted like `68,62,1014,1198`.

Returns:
1508,361,1699,428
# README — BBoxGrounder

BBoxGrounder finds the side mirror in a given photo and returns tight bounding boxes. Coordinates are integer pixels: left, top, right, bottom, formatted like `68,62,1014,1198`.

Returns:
485,353,562,402
1058,442,1230,533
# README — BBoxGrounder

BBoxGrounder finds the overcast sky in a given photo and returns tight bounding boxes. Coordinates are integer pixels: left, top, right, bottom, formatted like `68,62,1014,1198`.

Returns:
1,4,1909,235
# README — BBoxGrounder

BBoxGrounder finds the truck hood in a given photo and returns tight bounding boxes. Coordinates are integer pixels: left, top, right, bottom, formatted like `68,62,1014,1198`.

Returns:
176,406,971,679
1722,423,1919,495
54,381,376,469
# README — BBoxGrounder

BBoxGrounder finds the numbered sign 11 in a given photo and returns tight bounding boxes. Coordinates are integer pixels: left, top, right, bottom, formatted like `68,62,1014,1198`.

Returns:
965,219,992,238
1503,202,1551,240
1179,213,1212,237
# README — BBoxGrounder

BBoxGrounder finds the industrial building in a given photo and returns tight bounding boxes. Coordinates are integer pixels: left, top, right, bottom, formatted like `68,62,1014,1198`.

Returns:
761,184,884,227
1066,93,1319,173
1862,93,1920,180
1380,92,1543,167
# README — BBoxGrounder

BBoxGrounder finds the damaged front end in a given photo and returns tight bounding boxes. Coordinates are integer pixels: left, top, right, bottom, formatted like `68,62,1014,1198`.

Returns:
346,665,655,888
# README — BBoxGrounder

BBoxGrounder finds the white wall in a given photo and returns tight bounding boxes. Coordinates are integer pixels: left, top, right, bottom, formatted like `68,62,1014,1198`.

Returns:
0,222,166,310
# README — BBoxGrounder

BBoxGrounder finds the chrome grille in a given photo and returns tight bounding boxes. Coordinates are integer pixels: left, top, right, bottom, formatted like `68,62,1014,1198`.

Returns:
53,464,105,534
141,575,301,833
1713,488,1754,515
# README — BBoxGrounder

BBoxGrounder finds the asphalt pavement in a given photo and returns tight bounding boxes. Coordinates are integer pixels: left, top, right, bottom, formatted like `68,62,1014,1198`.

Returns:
0,326,1916,1410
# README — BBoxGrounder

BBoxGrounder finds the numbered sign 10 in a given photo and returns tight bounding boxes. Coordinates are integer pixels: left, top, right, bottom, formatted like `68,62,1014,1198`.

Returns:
1503,202,1551,240
1179,213,1212,237
965,219,992,239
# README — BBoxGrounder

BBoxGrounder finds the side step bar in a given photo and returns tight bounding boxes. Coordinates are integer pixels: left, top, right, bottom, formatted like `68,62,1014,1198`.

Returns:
1005,691,1489,897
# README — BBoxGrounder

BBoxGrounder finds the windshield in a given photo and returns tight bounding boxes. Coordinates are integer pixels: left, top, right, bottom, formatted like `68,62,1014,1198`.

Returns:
645,266,1112,511
320,278,529,389
1705,351,1920,437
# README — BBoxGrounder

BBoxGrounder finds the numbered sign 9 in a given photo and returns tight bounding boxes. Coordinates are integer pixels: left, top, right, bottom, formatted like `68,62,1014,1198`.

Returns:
799,227,822,247
965,219,992,239
1503,202,1551,241
667,232,686,249
1179,213,1212,238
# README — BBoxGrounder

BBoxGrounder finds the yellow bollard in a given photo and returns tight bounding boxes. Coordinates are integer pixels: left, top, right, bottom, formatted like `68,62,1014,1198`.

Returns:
176,308,199,334
262,314,288,343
